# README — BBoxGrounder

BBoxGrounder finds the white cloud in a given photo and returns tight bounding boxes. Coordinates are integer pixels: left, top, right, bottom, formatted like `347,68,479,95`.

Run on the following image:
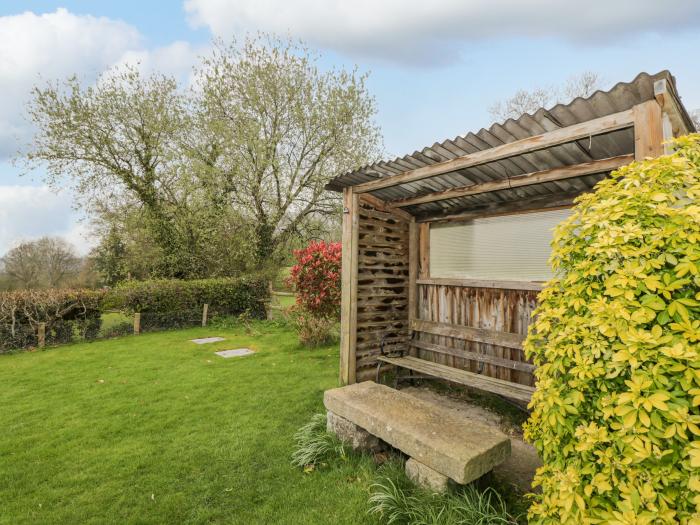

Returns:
0,9,141,158
0,185,95,256
0,9,201,160
107,40,204,87
0,9,203,258
184,0,700,65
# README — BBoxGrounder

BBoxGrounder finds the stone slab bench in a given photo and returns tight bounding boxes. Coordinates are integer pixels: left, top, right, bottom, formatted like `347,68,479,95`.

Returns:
324,381,511,486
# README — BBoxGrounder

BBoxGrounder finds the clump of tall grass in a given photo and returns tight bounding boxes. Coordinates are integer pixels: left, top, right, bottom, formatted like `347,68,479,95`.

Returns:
368,462,520,525
291,413,347,469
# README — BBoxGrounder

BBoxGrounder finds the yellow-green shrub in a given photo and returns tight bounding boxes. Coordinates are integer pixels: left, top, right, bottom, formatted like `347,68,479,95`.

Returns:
524,135,700,524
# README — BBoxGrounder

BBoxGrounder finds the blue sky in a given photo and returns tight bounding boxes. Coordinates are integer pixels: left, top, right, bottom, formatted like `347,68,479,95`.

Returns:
1,1,699,255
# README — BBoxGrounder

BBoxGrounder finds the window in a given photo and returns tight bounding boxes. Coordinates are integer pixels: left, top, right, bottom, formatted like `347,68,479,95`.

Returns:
429,208,572,282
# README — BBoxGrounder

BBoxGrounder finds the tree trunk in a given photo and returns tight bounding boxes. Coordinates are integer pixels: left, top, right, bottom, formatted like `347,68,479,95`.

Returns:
254,222,276,266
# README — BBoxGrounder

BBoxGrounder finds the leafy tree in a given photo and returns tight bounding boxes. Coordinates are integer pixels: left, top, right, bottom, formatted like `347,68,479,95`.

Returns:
90,227,128,286
198,36,381,266
24,36,380,278
24,67,203,278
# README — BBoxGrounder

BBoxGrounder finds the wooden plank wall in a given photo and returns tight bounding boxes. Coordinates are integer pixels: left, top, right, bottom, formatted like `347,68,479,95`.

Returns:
354,197,411,381
416,284,538,386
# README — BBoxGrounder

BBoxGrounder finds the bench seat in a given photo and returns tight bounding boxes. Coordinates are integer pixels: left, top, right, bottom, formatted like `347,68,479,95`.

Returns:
377,355,534,403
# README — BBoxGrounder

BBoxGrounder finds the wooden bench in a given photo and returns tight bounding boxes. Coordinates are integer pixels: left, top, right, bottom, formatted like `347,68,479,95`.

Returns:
376,319,535,403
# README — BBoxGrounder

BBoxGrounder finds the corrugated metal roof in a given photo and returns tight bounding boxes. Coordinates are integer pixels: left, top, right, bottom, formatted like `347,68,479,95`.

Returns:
326,70,695,219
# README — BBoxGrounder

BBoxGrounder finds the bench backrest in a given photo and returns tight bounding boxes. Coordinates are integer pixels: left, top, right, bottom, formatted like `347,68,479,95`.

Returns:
408,319,535,374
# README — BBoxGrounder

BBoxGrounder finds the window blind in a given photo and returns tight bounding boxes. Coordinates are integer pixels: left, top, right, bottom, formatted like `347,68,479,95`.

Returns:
429,208,572,282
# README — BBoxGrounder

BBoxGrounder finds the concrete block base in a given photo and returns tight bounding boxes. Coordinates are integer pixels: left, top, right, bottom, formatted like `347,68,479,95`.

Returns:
406,458,450,493
326,411,383,451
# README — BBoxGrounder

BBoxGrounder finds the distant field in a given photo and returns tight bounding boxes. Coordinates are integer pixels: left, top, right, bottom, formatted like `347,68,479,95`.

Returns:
101,311,132,333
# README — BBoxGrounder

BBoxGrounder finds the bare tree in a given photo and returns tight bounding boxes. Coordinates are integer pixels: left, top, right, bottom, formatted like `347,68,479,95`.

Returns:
562,71,602,100
691,109,700,132
1,242,42,289
489,71,604,122
1,237,80,289
38,237,81,287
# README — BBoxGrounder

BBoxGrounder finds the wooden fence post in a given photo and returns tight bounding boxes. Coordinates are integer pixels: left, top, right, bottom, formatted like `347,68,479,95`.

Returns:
267,282,274,320
202,304,209,327
37,322,46,348
133,313,141,336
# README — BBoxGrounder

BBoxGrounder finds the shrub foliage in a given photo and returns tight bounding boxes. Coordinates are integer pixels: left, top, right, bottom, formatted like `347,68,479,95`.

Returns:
524,135,700,523
0,288,104,352
288,307,338,347
369,461,519,525
107,277,269,331
288,241,341,319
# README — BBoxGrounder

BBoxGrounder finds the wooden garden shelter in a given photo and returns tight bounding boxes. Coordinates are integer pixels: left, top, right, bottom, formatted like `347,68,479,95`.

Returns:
327,71,695,401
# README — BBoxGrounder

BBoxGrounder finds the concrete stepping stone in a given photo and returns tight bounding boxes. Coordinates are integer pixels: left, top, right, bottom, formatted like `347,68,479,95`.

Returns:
190,337,225,344
215,348,255,358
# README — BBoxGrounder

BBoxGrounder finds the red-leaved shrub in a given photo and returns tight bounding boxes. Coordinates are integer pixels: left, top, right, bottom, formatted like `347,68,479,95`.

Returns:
288,241,341,319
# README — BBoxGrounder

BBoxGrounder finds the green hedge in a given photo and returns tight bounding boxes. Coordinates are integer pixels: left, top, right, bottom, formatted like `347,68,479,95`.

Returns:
106,277,269,331
0,288,105,352
0,276,269,351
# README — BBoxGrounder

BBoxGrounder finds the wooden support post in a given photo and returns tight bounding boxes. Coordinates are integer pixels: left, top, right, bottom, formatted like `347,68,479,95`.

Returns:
408,220,419,323
339,187,359,385
37,322,46,348
633,100,664,161
408,220,419,358
133,313,141,336
202,304,209,327
418,223,430,279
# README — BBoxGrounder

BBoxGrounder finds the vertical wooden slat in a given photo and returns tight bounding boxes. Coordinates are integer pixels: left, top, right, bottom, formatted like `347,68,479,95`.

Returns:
202,304,209,327
340,188,359,385
418,223,430,279
633,100,664,161
415,283,537,386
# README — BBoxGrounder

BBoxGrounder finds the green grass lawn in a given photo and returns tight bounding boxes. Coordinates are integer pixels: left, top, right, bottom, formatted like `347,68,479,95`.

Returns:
276,294,296,308
0,322,377,524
